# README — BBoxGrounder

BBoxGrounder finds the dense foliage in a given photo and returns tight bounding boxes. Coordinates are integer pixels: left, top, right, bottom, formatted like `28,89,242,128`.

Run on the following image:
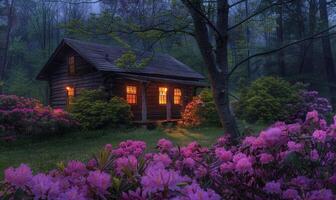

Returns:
181,89,221,127
236,77,300,123
0,95,78,136
2,110,336,199
70,89,133,129
289,90,333,122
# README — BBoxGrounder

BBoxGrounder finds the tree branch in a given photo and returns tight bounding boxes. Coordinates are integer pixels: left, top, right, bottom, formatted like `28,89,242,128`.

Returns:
228,0,295,31
228,24,336,77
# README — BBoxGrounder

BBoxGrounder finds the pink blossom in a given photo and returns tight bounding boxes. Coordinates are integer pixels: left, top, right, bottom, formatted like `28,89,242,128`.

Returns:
220,162,234,173
310,149,319,161
312,130,327,143
104,144,113,152
287,141,302,152
175,182,221,200
264,181,281,194
157,139,173,152
64,161,87,176
259,153,274,164
4,164,32,189
115,155,138,175
260,128,282,147
183,157,196,169
308,189,334,200
29,174,60,199
235,158,253,173
282,189,299,199
87,170,111,195
141,165,190,194
215,148,232,162
59,187,87,200
306,110,319,123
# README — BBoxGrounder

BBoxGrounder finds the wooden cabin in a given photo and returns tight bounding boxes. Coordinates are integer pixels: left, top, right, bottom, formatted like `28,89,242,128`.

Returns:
36,38,206,121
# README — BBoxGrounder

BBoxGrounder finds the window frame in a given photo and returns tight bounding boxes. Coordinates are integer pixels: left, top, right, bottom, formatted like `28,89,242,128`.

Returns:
126,85,137,105
173,88,182,105
68,55,76,75
66,86,75,109
159,87,168,105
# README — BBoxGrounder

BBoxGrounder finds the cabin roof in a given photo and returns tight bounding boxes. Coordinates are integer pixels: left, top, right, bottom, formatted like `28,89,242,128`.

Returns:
36,38,205,81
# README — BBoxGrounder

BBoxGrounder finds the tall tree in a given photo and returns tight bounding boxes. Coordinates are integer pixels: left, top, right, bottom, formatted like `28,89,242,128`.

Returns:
319,0,336,106
276,0,285,76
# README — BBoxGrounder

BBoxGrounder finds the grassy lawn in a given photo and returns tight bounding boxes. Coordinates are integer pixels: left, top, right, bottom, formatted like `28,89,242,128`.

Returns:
0,127,223,177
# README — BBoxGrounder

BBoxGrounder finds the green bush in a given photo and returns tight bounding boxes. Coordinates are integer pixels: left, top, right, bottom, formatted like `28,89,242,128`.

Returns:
70,89,133,129
181,88,221,127
236,77,300,123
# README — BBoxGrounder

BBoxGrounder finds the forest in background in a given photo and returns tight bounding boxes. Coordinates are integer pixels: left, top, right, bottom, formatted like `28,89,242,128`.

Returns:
0,0,336,104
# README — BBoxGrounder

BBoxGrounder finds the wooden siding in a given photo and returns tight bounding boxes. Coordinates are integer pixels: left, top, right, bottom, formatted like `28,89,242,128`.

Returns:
49,49,104,108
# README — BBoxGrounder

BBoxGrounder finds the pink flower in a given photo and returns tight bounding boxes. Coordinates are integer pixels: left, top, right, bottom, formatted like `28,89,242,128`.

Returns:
157,139,173,152
235,158,253,173
104,144,113,152
287,141,302,152
59,187,87,200
115,156,138,175
4,164,32,189
215,148,232,162
183,157,196,169
141,165,190,194
310,149,319,161
177,182,221,200
264,181,281,194
306,110,319,123
152,153,172,166
259,153,274,164
29,174,60,199
260,128,282,147
312,130,327,143
64,161,87,176
308,189,334,200
87,170,111,195
282,189,299,199
220,162,234,173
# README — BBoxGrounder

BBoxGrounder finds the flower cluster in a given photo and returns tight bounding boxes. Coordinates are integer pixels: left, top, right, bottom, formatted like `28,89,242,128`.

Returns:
0,95,78,136
2,110,336,199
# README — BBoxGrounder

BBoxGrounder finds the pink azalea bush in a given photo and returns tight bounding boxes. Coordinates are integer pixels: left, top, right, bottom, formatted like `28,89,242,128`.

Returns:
0,95,78,136
2,110,336,199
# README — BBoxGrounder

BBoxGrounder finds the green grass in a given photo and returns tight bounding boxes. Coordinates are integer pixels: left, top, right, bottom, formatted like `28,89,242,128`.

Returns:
0,127,223,177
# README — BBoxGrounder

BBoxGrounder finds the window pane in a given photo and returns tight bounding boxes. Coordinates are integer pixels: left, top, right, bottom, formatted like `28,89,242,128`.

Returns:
159,87,167,104
174,88,182,105
66,86,75,109
68,56,76,75
126,86,137,104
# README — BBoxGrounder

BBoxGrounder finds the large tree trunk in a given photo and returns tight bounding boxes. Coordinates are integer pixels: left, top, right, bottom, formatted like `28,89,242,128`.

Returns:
182,0,239,139
0,0,14,85
319,0,336,107
276,0,285,76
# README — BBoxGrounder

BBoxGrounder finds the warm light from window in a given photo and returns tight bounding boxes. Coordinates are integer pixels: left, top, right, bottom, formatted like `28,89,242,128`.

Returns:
66,86,75,108
126,86,137,104
159,87,168,105
68,56,76,75
174,88,182,105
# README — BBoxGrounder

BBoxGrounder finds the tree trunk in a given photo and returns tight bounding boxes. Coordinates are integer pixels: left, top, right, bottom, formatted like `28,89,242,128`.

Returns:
182,0,240,139
319,0,336,107
276,0,285,76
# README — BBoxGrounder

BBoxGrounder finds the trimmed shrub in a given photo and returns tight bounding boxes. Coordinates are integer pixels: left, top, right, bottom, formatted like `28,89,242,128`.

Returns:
236,77,300,123
70,89,133,129
181,88,221,127
0,95,78,136
2,111,336,199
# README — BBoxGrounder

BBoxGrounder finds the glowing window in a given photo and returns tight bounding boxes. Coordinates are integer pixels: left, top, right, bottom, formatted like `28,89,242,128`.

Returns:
66,86,75,108
126,86,137,104
159,87,168,105
174,88,182,105
68,55,76,75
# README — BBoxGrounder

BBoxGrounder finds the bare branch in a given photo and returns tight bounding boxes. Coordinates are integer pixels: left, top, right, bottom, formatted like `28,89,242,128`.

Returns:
228,0,295,31
229,0,247,8
228,24,336,77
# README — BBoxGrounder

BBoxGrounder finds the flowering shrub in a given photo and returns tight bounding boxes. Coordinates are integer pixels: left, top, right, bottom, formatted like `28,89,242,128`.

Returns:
288,90,332,122
0,95,78,136
2,110,336,199
181,89,221,127
70,89,133,129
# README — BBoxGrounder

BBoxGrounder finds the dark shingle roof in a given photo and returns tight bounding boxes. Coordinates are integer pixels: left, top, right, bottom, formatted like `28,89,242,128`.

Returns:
37,38,205,80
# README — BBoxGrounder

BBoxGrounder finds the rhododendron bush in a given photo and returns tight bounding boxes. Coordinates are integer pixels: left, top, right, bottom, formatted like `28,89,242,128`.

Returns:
2,110,336,199
0,95,78,136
